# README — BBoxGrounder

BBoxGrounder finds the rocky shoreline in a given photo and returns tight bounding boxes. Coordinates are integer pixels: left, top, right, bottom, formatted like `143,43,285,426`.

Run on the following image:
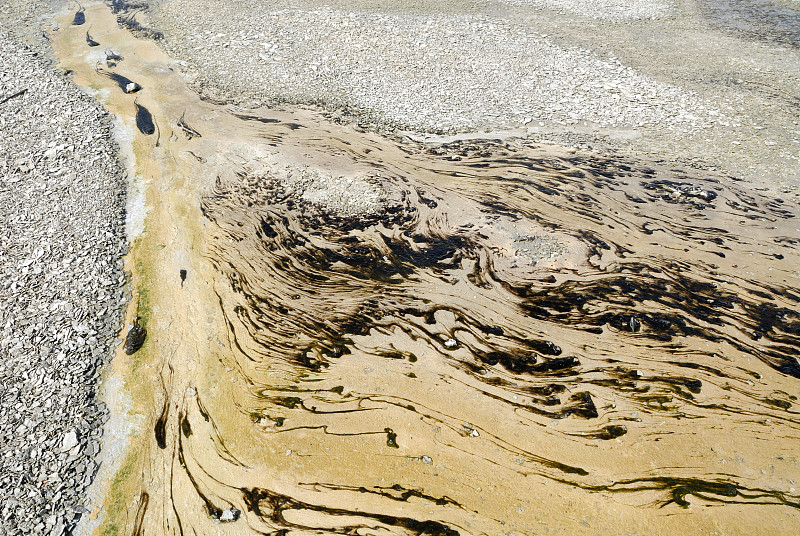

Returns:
0,7,127,535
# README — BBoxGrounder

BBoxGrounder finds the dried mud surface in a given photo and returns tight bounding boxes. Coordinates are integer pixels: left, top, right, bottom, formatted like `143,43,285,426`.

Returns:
47,2,800,536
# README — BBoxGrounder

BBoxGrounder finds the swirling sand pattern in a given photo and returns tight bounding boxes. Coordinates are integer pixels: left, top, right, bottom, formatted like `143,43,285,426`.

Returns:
196,144,800,533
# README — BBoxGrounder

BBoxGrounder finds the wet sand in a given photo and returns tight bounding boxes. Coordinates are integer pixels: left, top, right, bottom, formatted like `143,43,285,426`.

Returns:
54,3,800,535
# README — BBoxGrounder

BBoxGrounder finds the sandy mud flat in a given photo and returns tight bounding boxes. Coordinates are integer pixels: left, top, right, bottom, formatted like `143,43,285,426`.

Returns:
37,2,800,536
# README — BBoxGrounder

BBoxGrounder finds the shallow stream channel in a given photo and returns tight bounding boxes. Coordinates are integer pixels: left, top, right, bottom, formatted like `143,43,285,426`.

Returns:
52,2,800,535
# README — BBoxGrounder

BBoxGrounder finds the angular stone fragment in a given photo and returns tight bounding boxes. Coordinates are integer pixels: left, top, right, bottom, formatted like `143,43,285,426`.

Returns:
60,431,78,452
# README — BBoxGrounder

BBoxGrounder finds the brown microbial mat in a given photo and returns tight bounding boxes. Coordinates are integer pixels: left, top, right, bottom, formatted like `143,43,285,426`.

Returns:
54,3,800,535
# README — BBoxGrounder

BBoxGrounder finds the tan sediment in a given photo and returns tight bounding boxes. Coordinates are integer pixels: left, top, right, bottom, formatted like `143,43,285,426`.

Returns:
54,2,800,536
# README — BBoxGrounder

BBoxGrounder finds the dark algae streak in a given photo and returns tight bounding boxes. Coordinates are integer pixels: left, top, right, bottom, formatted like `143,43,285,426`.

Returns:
109,90,800,532
177,111,201,139
98,69,141,93
170,393,466,534
123,316,146,355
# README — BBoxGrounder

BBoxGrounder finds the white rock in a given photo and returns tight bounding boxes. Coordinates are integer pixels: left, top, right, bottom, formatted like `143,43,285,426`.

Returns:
60,430,78,452
219,508,240,522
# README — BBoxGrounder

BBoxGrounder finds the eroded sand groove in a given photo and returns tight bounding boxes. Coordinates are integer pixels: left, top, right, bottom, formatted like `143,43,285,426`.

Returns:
51,3,800,535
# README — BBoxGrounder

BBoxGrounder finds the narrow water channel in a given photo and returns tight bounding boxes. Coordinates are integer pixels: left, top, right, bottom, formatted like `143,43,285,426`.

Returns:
53,3,800,535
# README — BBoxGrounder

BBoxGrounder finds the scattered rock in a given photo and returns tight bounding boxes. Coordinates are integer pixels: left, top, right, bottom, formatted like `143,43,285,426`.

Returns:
137,0,800,190
499,0,672,21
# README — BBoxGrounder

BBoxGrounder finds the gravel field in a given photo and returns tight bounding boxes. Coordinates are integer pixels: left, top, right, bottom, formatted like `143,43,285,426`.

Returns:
496,0,674,21
0,7,127,536
151,0,720,133
143,0,800,190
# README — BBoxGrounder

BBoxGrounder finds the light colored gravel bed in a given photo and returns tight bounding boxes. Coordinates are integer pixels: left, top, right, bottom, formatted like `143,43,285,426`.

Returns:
496,0,673,21
0,25,127,536
151,1,722,134
287,167,386,218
